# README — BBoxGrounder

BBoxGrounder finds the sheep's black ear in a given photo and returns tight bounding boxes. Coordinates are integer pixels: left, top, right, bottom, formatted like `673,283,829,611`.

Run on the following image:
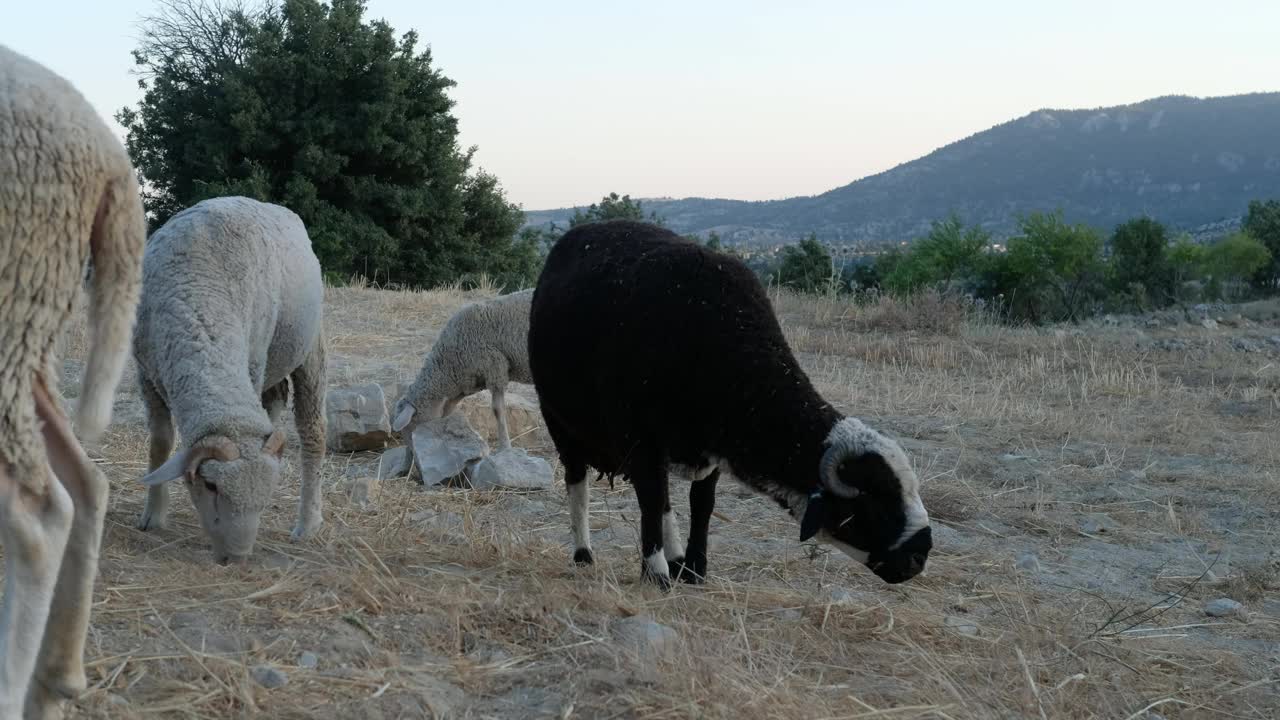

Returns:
838,452,901,496
800,492,824,542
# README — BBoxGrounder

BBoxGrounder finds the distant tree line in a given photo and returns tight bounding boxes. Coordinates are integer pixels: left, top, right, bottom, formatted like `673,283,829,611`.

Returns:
746,199,1280,323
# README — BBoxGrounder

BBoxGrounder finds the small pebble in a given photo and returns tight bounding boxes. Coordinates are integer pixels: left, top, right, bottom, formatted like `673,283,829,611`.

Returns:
298,651,319,670
1204,598,1245,618
250,664,289,689
828,587,856,606
944,615,979,637
1015,552,1041,573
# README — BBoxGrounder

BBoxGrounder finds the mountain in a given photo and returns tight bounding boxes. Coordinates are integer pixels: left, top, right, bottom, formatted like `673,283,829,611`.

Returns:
524,92,1280,246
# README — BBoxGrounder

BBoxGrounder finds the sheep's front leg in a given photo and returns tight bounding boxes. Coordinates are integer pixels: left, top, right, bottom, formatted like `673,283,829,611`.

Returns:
633,466,673,591
23,379,110,720
674,468,718,584
137,378,173,531
491,385,512,450
289,337,326,541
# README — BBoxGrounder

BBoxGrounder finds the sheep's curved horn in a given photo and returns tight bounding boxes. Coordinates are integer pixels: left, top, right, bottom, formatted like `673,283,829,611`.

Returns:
140,438,240,486
263,429,286,457
392,402,416,432
819,444,861,499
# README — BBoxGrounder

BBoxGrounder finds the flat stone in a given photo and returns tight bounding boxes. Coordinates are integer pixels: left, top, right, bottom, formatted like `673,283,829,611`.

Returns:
469,448,554,490
298,651,319,670
377,446,414,480
410,414,489,486
327,384,393,452
610,616,678,661
459,389,544,444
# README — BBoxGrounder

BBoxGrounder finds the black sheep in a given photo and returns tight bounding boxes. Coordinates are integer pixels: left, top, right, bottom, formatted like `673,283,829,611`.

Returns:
528,220,931,589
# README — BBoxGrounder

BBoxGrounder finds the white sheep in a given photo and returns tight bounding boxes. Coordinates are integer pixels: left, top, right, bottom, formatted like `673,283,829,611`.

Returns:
132,196,327,565
0,44,146,720
391,288,533,449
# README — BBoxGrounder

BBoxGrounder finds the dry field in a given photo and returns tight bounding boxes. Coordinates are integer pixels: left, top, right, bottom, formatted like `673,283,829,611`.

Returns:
31,284,1280,719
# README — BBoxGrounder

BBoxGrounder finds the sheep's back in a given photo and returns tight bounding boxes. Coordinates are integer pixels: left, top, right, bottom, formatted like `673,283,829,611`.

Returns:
134,197,322,425
530,221,796,470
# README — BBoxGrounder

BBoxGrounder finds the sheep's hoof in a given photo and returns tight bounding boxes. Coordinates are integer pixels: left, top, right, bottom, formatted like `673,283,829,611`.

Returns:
640,564,673,592
291,516,322,542
572,548,594,565
672,556,707,584
136,510,167,531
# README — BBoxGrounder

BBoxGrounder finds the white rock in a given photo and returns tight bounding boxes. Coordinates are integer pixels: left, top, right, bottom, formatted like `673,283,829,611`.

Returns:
410,414,489,486
1015,552,1041,573
326,384,392,452
1204,598,1245,618
1200,318,1218,330
469,448,554,490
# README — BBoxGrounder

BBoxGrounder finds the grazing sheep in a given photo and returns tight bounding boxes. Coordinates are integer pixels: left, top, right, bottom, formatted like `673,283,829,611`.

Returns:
391,288,533,449
133,196,327,565
0,44,146,720
528,220,932,589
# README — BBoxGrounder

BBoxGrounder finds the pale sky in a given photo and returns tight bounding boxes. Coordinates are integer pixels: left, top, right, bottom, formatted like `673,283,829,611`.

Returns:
6,1,1278,210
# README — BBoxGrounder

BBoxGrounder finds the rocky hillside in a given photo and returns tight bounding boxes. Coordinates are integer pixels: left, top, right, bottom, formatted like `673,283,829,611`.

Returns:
526,92,1280,246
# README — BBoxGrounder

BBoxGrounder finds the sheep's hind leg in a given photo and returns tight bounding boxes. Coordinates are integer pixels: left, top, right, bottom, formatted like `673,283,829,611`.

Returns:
565,460,593,565
289,337,327,541
137,377,173,531
491,385,512,450
23,379,110,720
675,468,718,584
632,463,673,591
0,390,75,719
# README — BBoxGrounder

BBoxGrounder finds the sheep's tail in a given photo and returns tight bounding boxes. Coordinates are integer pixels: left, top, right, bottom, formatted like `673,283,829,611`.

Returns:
77,172,146,441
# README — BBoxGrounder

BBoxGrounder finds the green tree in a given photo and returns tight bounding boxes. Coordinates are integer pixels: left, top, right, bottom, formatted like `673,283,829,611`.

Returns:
117,0,531,289
1109,217,1173,308
1206,231,1271,299
773,234,835,293
1243,199,1280,286
990,211,1105,322
884,213,989,293
568,192,663,228
1165,233,1207,299
704,230,723,251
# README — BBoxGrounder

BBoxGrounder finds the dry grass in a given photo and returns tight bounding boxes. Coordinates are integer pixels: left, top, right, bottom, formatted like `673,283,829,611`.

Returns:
11,284,1280,719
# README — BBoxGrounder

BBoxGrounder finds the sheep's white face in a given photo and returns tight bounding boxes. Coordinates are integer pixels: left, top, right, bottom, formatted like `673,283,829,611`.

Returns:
140,431,286,564
186,446,283,564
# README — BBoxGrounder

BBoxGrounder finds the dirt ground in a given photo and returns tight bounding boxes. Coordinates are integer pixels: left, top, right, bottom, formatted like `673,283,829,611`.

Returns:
33,284,1280,718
